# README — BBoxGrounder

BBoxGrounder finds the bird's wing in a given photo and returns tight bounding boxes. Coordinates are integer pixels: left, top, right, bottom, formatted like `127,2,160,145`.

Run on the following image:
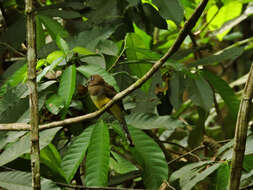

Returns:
104,83,126,112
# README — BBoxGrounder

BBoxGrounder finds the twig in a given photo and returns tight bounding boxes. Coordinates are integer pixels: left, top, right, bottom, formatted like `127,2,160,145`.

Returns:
229,63,253,190
25,0,41,189
0,0,209,131
107,37,127,72
56,182,145,190
0,42,25,57
168,145,205,166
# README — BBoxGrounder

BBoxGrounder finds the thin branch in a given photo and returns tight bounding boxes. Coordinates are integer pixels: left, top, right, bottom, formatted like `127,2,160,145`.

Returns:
0,0,209,131
56,182,145,190
0,42,25,57
107,37,127,72
168,145,205,166
25,0,41,189
229,63,253,190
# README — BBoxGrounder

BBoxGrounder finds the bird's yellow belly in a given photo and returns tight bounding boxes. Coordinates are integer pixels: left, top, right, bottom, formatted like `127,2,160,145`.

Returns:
90,95,124,121
90,95,110,109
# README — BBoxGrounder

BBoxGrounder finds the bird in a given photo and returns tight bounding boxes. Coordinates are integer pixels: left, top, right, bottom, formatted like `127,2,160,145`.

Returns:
87,74,134,147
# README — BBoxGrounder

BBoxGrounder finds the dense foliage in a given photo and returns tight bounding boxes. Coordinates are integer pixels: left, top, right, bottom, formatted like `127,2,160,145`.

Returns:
0,0,253,189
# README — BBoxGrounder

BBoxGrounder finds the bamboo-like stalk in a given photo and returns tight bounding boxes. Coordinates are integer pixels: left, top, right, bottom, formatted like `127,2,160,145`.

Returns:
25,0,41,190
229,63,253,190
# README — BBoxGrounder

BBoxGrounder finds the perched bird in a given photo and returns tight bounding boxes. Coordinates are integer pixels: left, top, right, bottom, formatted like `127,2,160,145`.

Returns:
87,74,134,147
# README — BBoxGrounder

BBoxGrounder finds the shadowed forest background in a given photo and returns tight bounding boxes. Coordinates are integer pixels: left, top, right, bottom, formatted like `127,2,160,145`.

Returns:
0,0,253,189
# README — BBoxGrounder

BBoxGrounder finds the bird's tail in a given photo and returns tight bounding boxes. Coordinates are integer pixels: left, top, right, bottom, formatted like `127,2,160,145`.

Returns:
120,119,134,147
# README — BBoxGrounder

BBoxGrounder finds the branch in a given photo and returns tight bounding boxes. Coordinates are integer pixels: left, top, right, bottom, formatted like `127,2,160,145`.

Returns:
0,0,209,131
25,0,41,189
229,63,253,190
55,182,145,190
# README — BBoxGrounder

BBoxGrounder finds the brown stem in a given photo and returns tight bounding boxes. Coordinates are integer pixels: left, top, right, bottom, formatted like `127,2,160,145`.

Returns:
229,63,253,190
0,0,209,132
56,182,145,190
25,0,40,189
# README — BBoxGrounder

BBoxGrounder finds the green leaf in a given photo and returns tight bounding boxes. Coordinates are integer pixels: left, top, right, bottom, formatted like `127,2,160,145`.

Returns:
207,2,243,40
40,144,65,181
170,161,213,185
46,50,65,64
170,161,221,190
186,76,213,111
142,3,167,29
216,162,229,190
61,125,94,183
56,35,69,53
189,46,244,67
182,163,221,190
202,71,240,120
152,0,184,25
58,65,76,110
72,26,115,51
85,120,110,187
72,46,95,55
0,171,60,190
125,33,152,93
37,15,68,40
77,64,119,91
188,108,207,148
35,16,45,51
45,94,64,115
0,127,61,166
110,152,137,174
126,112,184,130
97,40,118,56
129,126,168,190
39,9,82,19
169,72,185,110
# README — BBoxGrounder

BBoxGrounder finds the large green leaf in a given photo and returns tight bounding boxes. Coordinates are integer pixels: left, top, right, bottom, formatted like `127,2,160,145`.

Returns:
186,76,214,111
61,125,94,183
85,120,110,187
170,161,221,190
207,2,242,40
125,33,152,93
142,3,167,29
110,151,137,174
0,171,60,190
37,15,68,40
40,144,65,181
0,127,61,166
0,84,29,123
77,64,119,91
126,112,184,132
129,126,168,190
45,94,64,115
56,35,69,53
202,71,240,120
152,0,184,25
189,46,244,67
182,163,221,190
216,162,229,190
58,65,76,111
71,26,115,51
35,16,45,51
169,72,185,110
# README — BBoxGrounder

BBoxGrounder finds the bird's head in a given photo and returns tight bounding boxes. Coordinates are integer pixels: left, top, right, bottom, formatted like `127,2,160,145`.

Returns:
87,74,105,87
